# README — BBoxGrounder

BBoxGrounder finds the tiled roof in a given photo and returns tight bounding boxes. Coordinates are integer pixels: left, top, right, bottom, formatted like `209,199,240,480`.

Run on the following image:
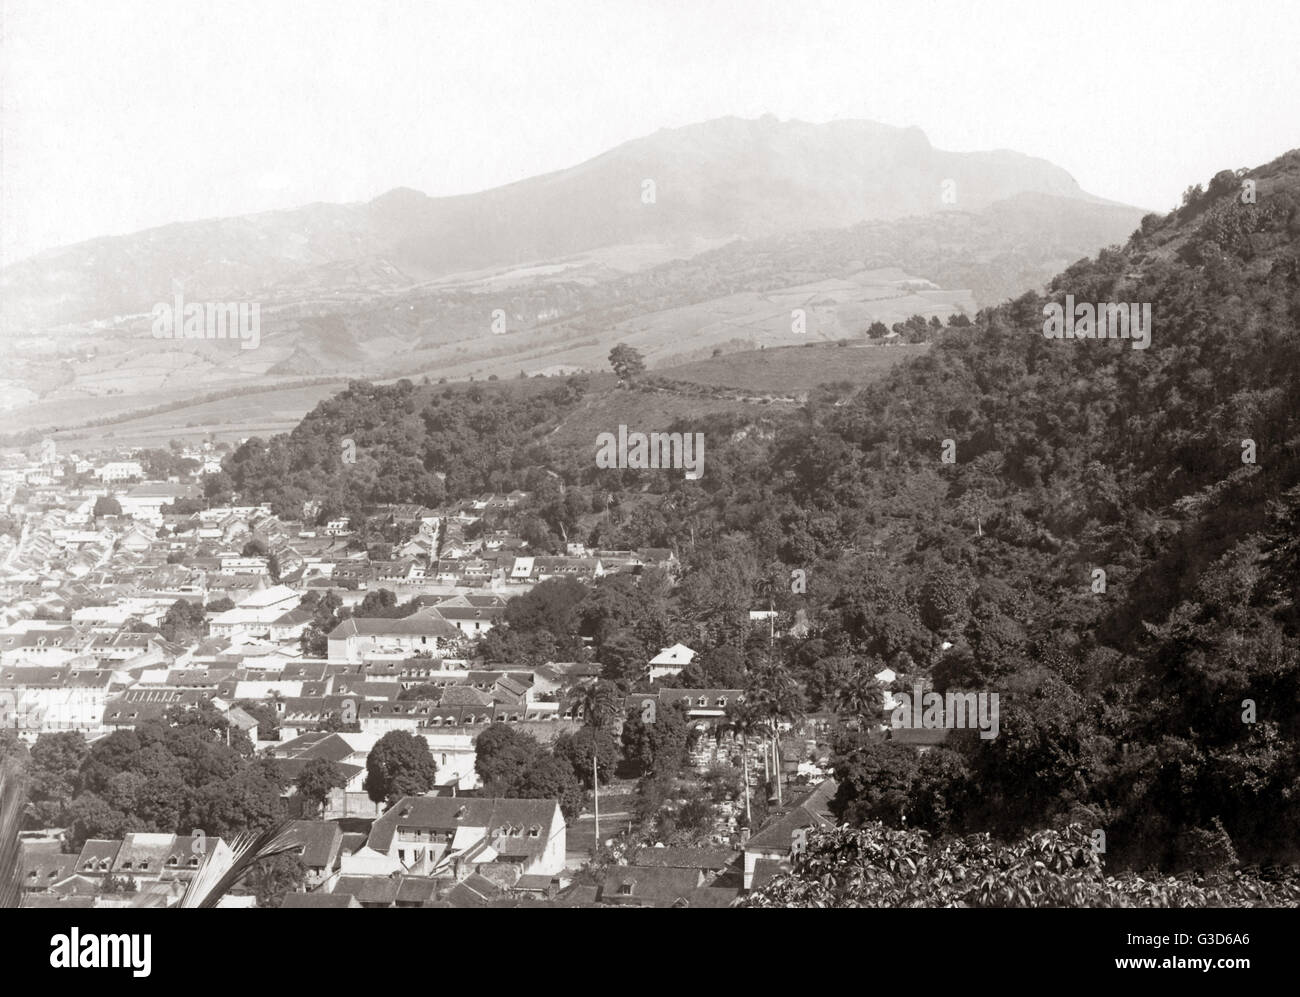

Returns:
283,820,343,869
367,796,560,853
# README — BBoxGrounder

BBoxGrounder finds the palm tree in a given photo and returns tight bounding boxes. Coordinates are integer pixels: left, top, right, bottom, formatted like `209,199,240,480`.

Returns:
578,680,620,733
745,659,804,807
178,820,301,908
577,680,620,843
0,759,25,910
724,700,762,826
831,665,883,730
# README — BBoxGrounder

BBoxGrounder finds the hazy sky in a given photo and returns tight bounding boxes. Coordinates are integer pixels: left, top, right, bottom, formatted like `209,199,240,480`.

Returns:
2,0,1297,266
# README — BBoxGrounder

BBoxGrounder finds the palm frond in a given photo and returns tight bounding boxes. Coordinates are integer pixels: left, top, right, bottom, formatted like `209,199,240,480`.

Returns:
0,758,26,910
178,819,300,909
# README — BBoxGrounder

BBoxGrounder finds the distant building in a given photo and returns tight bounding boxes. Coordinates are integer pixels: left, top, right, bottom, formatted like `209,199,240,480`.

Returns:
648,642,696,681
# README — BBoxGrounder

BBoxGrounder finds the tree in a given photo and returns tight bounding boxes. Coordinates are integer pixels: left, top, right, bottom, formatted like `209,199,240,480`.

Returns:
93,496,121,517
741,823,1300,908
724,700,763,825
578,681,621,732
512,755,584,819
828,663,883,728
364,731,437,805
830,739,921,827
246,852,307,908
598,630,648,685
235,700,280,742
608,343,646,385
159,598,207,643
294,758,347,817
620,700,689,779
745,659,805,804
554,727,620,789
23,731,88,827
474,724,537,793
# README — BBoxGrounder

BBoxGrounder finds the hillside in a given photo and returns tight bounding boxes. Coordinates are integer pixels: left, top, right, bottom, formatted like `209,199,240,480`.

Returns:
222,149,1300,872
0,115,1147,443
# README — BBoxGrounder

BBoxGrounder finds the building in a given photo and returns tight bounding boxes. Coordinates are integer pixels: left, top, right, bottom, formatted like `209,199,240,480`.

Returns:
742,779,838,890
326,611,461,663
648,642,696,681
362,796,566,879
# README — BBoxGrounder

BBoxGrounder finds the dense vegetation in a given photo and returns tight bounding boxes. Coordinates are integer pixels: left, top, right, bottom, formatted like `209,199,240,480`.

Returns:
5,705,288,851
223,153,1300,877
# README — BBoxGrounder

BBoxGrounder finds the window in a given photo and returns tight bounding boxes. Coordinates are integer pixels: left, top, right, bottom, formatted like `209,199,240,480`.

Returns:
697,697,707,707
618,883,633,895
717,697,727,707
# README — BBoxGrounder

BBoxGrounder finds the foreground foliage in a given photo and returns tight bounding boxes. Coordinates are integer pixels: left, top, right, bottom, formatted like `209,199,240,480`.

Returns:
742,823,1300,908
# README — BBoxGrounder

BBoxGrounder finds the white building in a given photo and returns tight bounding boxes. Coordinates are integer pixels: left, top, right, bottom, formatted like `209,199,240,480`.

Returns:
648,642,696,681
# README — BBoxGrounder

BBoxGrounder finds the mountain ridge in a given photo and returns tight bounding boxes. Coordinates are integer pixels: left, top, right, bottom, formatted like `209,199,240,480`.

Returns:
1,115,1133,333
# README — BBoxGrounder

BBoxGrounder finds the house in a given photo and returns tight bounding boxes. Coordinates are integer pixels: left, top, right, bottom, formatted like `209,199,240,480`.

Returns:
19,844,75,894
268,732,369,808
330,874,402,908
281,820,344,886
600,865,704,906
119,482,199,524
326,611,461,663
428,598,506,637
110,833,181,883
74,839,123,878
648,642,696,681
742,779,838,890
651,688,744,719
281,892,360,908
632,846,736,879
96,461,144,483
364,796,566,878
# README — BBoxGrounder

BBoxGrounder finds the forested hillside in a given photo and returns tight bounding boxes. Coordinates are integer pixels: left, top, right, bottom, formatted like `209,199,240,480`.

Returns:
226,151,1300,872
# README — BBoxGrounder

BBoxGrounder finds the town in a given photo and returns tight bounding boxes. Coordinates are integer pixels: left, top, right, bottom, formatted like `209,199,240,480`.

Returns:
0,438,889,908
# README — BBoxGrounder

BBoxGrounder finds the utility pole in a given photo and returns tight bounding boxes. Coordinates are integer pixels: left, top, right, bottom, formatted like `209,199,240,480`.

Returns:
592,753,600,847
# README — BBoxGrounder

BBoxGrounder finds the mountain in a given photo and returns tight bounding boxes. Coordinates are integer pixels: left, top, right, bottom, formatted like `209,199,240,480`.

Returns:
1,116,1130,334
